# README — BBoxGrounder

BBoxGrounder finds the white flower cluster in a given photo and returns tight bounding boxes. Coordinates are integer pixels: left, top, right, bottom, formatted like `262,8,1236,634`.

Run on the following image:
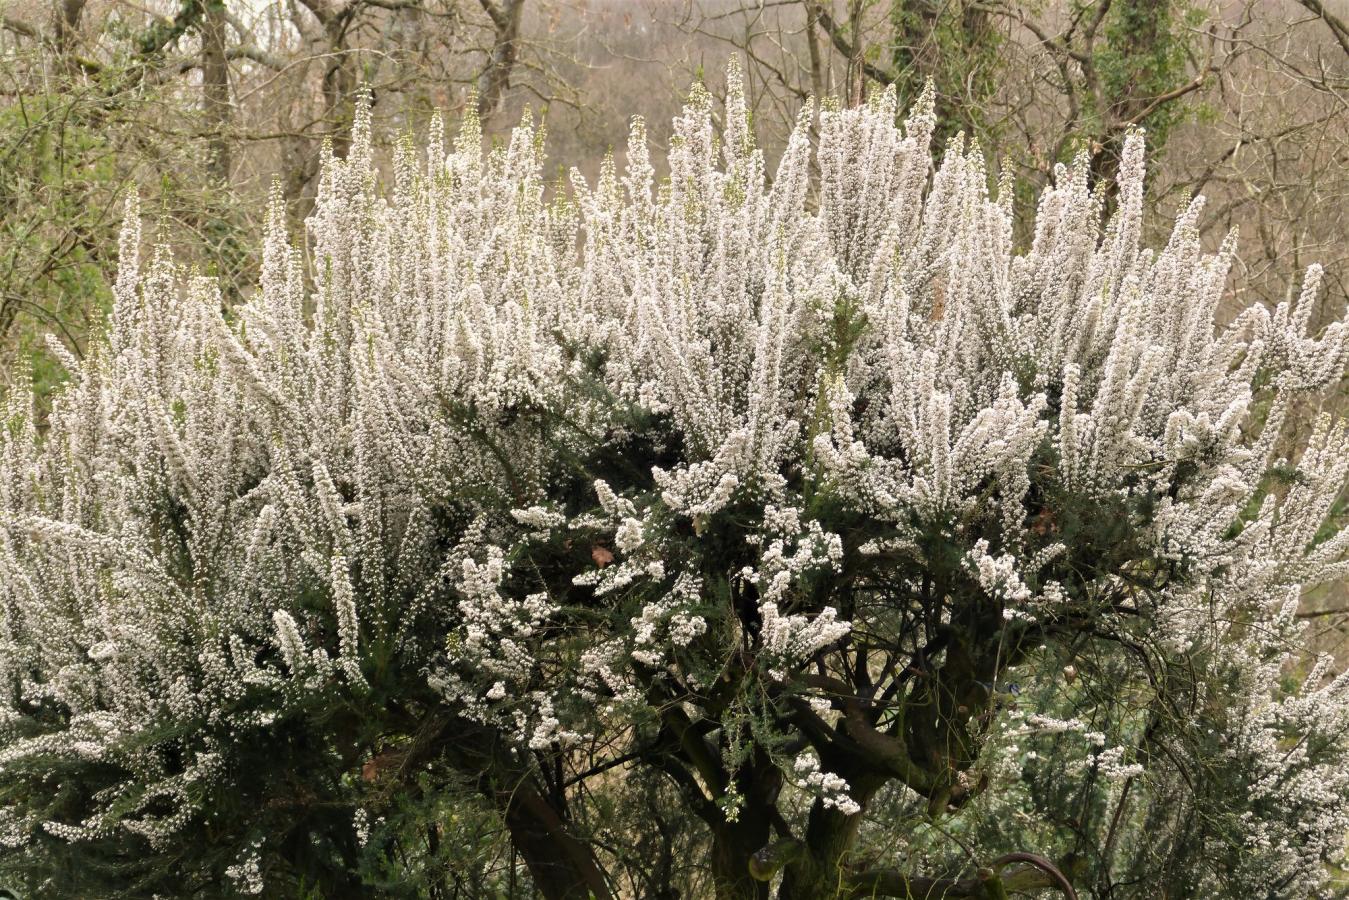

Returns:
0,61,1346,895
965,540,1067,623
758,604,851,683
224,839,265,895
792,752,861,816
1197,591,1349,897
571,480,666,597
429,541,579,748
629,573,708,668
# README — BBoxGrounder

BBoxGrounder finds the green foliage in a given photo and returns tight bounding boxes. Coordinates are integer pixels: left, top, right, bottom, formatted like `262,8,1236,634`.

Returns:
0,49,256,409
888,0,1005,146
1093,0,1195,148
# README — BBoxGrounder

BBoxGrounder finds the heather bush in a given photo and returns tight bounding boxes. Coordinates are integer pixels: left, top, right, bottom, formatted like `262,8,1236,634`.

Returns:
2,67,1348,898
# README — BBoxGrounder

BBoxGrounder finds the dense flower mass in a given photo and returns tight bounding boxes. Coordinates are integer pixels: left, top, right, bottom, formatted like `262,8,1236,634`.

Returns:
2,66,1348,898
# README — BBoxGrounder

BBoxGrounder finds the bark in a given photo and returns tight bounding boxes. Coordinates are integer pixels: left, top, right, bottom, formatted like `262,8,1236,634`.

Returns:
425,714,613,900
712,818,774,900
51,0,84,56
281,0,359,216
1088,0,1185,190
320,16,358,160
777,770,884,899
645,712,777,900
804,1,823,101
477,0,524,121
496,780,614,900
706,748,781,899
200,0,232,183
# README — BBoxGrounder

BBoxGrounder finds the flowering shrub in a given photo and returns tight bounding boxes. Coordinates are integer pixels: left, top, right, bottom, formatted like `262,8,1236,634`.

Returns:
2,66,1348,898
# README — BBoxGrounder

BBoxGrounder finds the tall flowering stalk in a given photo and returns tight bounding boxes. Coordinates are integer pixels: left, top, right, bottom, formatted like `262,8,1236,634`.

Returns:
2,68,1348,898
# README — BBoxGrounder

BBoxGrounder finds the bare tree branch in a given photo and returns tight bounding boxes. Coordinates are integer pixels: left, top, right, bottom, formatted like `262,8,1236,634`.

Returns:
1294,0,1349,58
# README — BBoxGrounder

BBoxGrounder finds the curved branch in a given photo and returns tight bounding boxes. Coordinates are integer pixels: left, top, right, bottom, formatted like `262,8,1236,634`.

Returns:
846,855,1077,898
992,852,1078,900
796,674,935,794
1295,0,1349,58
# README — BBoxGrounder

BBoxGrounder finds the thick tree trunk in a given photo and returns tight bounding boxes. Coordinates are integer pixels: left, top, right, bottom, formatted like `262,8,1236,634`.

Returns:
779,773,884,899
482,732,611,899
497,781,613,900
711,817,773,900
476,0,524,121
423,713,613,900
707,752,782,900
1090,0,1176,190
200,0,232,183
51,0,85,72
